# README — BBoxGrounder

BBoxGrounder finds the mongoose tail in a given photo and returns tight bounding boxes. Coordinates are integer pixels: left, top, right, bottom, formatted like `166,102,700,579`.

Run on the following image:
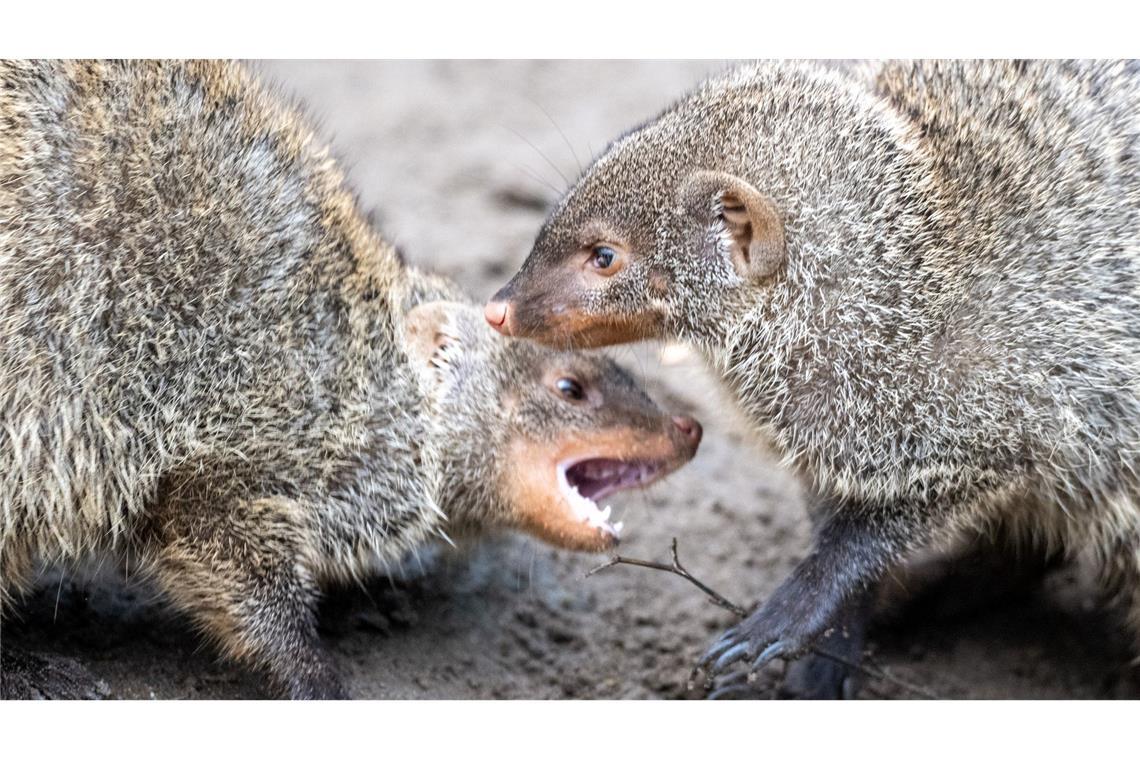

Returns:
486,60,1140,696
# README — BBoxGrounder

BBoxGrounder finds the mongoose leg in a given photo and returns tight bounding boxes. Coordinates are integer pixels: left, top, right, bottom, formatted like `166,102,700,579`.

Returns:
777,583,875,699
699,504,925,681
776,528,1061,698
150,497,346,699
706,584,874,700
773,494,883,699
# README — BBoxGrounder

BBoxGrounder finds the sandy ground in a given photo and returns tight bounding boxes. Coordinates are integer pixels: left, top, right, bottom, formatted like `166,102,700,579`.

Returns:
6,60,1140,700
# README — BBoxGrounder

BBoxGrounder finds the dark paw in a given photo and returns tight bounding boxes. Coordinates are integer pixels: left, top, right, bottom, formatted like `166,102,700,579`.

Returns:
779,618,867,699
697,609,821,682
1,648,110,700
780,652,862,699
705,670,770,700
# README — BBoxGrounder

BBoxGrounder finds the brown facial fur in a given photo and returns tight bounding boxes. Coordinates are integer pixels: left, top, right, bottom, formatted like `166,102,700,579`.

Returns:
517,303,663,349
502,424,699,552
491,269,665,347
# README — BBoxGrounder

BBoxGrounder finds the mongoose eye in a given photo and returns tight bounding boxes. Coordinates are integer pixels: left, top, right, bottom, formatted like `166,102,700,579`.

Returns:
555,377,585,401
590,245,617,270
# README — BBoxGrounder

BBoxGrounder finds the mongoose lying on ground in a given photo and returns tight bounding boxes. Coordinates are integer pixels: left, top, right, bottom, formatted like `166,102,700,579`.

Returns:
486,60,1140,697
0,60,702,699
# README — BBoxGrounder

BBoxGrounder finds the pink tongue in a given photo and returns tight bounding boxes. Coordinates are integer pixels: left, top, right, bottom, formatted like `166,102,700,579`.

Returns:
569,459,658,500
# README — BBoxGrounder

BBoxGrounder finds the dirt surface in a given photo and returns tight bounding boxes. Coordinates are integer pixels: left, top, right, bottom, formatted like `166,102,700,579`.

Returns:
5,61,1140,700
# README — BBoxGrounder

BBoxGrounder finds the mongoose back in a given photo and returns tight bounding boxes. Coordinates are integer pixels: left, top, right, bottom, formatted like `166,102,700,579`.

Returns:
0,60,702,698
486,60,1140,695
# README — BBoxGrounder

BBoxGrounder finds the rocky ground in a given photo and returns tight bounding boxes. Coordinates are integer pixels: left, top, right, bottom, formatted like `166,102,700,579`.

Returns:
5,60,1139,699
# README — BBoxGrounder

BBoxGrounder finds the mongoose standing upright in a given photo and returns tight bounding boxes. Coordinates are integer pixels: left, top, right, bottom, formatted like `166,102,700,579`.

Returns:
0,60,702,699
486,60,1140,696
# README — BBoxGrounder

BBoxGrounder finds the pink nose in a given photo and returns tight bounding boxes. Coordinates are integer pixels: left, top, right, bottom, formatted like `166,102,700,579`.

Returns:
484,300,509,334
672,415,703,447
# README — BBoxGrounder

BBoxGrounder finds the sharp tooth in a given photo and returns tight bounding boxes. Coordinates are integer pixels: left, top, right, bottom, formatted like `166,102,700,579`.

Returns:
600,506,612,521
613,521,623,534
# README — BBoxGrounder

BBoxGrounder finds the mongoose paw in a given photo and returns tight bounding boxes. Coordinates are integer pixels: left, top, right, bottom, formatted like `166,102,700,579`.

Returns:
779,609,868,699
698,620,809,682
779,650,863,700
695,594,835,686
704,670,768,700
703,655,862,700
697,625,865,699
694,519,879,693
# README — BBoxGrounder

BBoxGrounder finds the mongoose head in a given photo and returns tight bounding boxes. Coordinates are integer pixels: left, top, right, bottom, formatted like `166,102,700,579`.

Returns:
485,132,786,349
484,64,895,351
405,301,702,552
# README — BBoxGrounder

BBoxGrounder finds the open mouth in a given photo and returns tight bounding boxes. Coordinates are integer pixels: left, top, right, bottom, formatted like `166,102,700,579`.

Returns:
556,457,666,539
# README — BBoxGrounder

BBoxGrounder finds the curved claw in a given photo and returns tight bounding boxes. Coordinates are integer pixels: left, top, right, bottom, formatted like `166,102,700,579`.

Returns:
702,628,738,660
706,669,764,700
749,641,789,674
708,682,762,700
699,628,740,667
712,641,751,673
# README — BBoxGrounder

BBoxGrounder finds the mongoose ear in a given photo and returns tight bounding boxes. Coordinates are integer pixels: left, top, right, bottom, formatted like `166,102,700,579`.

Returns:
404,301,467,376
678,170,786,282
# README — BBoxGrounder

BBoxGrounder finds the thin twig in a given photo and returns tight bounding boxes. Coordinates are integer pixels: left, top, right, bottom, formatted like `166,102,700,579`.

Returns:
587,537,940,700
586,538,746,618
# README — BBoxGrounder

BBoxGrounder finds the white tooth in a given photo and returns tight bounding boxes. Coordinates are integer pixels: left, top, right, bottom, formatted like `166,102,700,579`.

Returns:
613,521,624,534
600,506,612,521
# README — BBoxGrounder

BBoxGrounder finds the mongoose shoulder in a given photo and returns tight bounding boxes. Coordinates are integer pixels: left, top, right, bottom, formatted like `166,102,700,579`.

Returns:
486,59,1140,695
0,60,701,698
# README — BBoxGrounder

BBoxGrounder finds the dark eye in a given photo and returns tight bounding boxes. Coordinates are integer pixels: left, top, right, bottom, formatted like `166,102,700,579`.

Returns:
556,377,585,401
590,245,617,270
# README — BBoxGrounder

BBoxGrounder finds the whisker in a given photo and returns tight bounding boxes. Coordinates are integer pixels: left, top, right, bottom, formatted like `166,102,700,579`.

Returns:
503,125,571,189
525,96,583,176
511,161,562,199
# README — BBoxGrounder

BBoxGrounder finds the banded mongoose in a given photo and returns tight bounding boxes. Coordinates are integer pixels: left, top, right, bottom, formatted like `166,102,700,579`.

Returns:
486,60,1140,696
0,60,703,699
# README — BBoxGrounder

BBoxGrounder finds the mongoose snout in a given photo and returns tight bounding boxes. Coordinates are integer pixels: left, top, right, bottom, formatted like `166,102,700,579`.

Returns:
485,236,667,348
484,299,509,330
504,429,699,551
471,322,702,552
404,302,700,553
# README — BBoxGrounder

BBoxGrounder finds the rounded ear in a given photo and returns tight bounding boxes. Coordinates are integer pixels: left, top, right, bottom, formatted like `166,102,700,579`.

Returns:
403,300,467,378
678,170,786,281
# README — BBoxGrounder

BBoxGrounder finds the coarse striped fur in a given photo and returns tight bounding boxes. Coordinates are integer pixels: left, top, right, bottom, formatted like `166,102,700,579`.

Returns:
0,60,697,698
492,60,1140,690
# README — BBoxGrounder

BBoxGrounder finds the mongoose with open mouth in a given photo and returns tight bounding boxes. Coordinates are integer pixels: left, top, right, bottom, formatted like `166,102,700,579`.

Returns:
0,60,702,699
486,60,1140,696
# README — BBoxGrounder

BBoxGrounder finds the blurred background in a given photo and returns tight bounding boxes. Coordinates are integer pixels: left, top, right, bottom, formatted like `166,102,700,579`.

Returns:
10,61,1139,699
